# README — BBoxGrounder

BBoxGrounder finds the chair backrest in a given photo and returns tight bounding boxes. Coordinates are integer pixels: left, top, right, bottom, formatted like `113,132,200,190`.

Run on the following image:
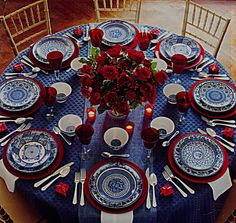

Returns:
93,0,142,23
1,0,52,56
0,205,13,223
182,0,230,58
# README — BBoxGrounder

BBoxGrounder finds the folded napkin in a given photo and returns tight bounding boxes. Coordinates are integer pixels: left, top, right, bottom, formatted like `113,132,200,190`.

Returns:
208,168,232,200
101,211,133,223
0,159,18,192
89,28,104,47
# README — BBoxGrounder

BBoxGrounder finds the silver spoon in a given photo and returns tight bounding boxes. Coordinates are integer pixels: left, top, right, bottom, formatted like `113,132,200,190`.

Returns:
0,117,33,124
83,25,90,42
53,126,72,145
101,151,130,158
206,128,235,147
20,59,41,73
198,72,227,78
162,131,180,147
150,173,157,207
41,166,71,191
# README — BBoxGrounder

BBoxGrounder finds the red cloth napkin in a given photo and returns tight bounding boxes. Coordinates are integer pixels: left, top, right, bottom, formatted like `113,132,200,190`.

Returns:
171,54,187,73
89,28,104,47
138,32,151,51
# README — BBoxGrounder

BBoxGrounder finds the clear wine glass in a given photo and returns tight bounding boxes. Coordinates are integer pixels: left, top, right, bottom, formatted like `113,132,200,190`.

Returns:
47,51,63,82
141,127,159,162
75,124,94,160
171,54,187,83
176,91,190,125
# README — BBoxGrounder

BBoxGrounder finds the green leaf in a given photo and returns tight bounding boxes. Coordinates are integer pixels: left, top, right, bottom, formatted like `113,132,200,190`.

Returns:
90,47,100,59
79,57,88,63
151,61,157,70
97,106,106,114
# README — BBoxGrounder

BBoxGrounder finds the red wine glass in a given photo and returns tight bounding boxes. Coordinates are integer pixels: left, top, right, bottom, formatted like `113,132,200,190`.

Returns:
45,87,57,119
47,51,63,82
176,91,190,125
141,127,159,161
75,124,94,160
171,54,187,83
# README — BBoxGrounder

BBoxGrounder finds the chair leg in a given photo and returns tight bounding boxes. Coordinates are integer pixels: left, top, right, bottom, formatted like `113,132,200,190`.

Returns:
0,206,13,223
225,209,236,223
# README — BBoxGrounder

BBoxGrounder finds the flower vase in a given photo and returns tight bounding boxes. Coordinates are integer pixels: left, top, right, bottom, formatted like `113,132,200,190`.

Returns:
107,110,127,120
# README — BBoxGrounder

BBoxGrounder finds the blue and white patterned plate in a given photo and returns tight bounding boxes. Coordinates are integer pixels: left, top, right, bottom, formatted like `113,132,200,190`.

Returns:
160,35,200,62
32,36,75,64
6,129,58,173
96,20,136,47
173,134,224,177
193,80,236,113
0,78,40,112
89,161,143,209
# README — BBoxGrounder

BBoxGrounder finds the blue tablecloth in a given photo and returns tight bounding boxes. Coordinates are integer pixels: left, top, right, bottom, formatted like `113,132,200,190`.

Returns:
0,23,235,223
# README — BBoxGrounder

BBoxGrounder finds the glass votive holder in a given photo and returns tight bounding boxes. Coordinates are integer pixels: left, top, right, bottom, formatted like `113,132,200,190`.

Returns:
86,107,96,122
125,121,134,136
144,104,154,118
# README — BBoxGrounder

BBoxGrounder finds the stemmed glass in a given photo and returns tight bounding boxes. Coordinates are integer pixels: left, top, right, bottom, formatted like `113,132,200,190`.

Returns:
47,51,63,82
45,87,57,120
75,124,94,160
171,54,187,83
141,127,159,162
176,91,190,125
89,28,104,48
138,30,151,57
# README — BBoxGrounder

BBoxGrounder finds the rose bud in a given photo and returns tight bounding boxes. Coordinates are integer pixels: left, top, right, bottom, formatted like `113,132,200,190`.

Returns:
209,63,220,74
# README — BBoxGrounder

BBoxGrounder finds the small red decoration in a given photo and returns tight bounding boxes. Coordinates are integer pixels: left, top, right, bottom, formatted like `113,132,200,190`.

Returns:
144,104,154,118
124,121,134,136
209,63,220,74
73,28,83,38
86,107,96,122
222,127,234,142
55,182,70,197
160,184,174,196
150,28,159,39
0,123,8,134
13,63,24,72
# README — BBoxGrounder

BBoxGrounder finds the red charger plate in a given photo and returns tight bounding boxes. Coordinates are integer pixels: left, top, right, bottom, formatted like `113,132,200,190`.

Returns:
188,78,236,118
154,39,204,69
168,133,229,184
84,158,148,214
29,39,79,71
0,77,46,118
2,128,64,180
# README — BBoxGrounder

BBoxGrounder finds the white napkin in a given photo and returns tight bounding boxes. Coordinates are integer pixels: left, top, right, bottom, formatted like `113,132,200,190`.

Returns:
101,211,133,223
208,168,232,200
0,159,18,192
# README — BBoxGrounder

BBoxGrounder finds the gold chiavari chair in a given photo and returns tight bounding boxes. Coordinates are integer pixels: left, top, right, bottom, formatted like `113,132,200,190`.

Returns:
0,0,52,56
182,0,230,58
0,205,13,223
93,0,142,23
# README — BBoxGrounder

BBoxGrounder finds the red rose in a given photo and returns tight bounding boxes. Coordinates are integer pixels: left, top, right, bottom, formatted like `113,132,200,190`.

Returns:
127,49,145,64
102,65,119,80
133,66,151,81
222,127,234,141
73,28,83,37
154,70,168,84
80,87,92,98
89,92,101,105
118,59,132,71
13,63,24,72
147,87,157,104
209,63,220,74
81,64,93,75
140,83,156,103
125,90,136,102
160,184,174,196
92,78,103,92
96,52,107,66
80,74,93,86
55,182,70,197
106,44,122,58
117,72,134,87
140,82,153,96
115,100,130,115
104,92,118,105
143,59,152,68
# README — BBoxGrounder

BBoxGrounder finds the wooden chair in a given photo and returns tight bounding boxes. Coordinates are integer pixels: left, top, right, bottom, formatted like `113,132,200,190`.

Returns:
182,0,230,58
0,205,13,223
0,0,52,56
93,0,142,23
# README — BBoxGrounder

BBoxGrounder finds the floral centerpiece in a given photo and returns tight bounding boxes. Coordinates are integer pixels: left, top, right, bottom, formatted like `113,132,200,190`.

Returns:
79,45,168,116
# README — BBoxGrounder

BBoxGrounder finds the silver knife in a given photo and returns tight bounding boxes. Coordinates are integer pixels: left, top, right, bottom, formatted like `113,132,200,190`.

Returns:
191,77,230,81
34,162,74,188
145,168,151,209
80,168,86,206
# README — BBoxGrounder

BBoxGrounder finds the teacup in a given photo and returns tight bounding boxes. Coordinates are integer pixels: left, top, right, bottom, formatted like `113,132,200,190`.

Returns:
163,83,185,104
51,82,72,103
70,57,85,76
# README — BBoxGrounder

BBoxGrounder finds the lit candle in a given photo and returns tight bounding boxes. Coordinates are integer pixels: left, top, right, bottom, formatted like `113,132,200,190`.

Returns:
125,121,134,136
144,104,154,118
86,107,96,122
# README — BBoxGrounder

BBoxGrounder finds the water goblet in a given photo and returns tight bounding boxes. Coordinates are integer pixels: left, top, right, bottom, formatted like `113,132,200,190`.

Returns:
176,91,190,125
138,31,151,57
89,28,104,48
75,124,94,160
141,127,159,162
45,87,57,120
171,54,187,83
47,51,63,82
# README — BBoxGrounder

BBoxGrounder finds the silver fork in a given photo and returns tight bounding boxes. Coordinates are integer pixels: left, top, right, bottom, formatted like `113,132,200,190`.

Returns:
0,123,26,143
201,116,235,124
162,171,188,197
72,172,80,205
164,165,195,194
80,168,86,206
1,123,32,146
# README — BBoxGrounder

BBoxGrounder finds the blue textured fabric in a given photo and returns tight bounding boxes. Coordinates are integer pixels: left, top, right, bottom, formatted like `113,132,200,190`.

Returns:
0,24,235,223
